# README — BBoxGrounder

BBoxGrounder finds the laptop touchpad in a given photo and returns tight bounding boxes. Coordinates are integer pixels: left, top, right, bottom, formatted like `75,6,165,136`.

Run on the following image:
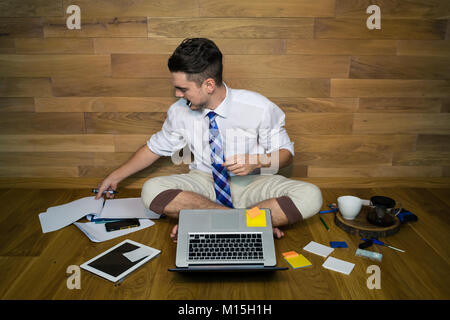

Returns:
211,213,239,230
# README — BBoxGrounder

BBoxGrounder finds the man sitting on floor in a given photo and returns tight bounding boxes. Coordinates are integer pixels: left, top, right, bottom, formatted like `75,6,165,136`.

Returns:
95,38,323,241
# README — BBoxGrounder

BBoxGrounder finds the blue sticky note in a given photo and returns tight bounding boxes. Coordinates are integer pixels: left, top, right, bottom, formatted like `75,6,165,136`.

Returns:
330,241,348,248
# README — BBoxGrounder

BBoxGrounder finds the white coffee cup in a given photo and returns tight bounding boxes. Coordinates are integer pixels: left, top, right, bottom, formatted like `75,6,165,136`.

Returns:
338,196,364,220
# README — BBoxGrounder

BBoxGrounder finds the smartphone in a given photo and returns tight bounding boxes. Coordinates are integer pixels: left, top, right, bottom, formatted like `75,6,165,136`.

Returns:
105,219,140,232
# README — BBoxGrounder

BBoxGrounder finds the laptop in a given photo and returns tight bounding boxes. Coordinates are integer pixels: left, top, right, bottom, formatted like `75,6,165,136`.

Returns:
168,208,288,272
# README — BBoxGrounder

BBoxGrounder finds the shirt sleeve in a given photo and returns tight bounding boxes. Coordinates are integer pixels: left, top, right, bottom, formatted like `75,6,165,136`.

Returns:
146,105,187,157
258,102,295,156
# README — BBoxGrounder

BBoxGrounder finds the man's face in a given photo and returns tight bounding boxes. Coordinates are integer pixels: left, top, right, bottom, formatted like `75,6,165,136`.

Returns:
171,72,209,111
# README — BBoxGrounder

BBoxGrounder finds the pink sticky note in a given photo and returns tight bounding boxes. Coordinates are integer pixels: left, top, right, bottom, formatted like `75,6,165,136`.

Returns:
247,206,262,219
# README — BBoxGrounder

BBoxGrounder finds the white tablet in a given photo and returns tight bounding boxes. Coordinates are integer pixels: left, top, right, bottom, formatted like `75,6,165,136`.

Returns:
80,239,160,283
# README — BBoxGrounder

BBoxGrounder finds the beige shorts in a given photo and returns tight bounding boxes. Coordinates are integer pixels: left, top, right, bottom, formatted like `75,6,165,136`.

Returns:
141,169,322,223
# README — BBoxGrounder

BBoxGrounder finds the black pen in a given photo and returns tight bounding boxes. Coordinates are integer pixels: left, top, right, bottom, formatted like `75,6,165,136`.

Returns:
91,188,119,195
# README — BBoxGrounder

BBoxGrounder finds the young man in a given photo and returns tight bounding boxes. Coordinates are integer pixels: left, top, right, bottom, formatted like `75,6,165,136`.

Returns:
95,38,322,241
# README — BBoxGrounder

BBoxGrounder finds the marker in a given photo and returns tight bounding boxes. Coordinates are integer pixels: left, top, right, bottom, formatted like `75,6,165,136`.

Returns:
319,216,330,231
91,188,119,195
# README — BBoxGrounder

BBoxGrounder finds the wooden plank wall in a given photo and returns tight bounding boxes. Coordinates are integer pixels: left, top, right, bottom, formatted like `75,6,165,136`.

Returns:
0,0,449,188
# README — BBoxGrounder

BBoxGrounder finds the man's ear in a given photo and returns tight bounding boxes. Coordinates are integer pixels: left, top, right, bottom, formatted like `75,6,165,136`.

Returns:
203,78,216,94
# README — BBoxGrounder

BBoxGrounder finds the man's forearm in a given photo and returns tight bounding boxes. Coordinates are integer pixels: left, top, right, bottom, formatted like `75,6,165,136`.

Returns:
110,145,161,181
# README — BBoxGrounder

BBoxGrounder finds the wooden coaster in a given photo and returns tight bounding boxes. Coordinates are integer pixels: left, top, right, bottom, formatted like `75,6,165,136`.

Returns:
334,206,401,238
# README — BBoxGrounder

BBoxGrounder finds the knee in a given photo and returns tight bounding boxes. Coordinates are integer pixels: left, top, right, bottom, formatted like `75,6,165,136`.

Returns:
286,183,323,221
141,177,182,215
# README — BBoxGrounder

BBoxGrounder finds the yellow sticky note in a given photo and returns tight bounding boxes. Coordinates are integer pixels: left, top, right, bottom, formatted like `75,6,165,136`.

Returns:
285,254,312,269
246,210,266,227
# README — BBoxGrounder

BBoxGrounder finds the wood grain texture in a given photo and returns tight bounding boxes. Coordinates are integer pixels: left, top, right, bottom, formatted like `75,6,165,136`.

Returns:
331,80,450,98
353,113,450,134
0,187,448,299
148,17,314,39
0,18,43,38
95,38,285,54
224,55,349,78
62,0,198,17
35,97,176,112
397,40,450,57
84,112,166,134
0,97,34,112
358,98,442,113
0,0,448,182
0,112,84,134
287,39,397,55
349,56,450,79
273,98,358,113
289,135,416,153
0,135,114,152
226,79,330,97
44,17,148,38
198,0,335,17
308,166,443,178
51,77,174,97
335,0,450,19
15,38,94,54
0,77,52,97
0,0,63,17
0,54,111,77
315,18,447,40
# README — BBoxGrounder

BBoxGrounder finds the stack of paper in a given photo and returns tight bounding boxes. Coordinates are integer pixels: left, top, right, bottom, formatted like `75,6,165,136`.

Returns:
74,219,154,243
38,196,160,242
282,251,312,269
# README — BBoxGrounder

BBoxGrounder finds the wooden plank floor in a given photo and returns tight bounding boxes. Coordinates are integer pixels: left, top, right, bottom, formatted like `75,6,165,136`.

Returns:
0,187,449,300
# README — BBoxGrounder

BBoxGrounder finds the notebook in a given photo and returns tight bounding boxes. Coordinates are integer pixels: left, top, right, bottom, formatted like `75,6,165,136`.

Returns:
168,208,288,272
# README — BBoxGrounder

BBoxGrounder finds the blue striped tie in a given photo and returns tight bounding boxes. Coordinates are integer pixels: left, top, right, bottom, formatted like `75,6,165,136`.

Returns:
207,111,233,208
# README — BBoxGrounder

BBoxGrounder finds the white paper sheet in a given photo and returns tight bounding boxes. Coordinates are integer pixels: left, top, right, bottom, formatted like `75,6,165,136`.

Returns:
122,246,159,262
303,241,335,258
39,196,160,234
39,196,104,233
100,198,160,219
322,256,355,275
74,218,154,242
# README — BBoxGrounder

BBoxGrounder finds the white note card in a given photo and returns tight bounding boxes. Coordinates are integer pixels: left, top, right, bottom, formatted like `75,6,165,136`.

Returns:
303,241,334,258
322,256,355,275
123,246,159,263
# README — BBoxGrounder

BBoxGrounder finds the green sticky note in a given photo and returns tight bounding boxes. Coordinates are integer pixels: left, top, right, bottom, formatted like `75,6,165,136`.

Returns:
285,254,312,269
246,210,266,227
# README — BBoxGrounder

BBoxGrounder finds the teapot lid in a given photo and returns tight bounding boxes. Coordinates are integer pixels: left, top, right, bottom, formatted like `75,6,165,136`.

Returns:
370,196,395,208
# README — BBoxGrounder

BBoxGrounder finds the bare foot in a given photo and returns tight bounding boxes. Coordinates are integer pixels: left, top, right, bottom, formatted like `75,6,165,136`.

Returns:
273,227,285,239
170,224,178,243
171,224,284,242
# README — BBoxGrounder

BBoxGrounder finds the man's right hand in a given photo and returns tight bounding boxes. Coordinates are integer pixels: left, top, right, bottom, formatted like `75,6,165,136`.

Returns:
95,174,120,200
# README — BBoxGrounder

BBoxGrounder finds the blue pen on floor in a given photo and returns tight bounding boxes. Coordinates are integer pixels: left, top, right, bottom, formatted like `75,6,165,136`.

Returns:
319,208,338,214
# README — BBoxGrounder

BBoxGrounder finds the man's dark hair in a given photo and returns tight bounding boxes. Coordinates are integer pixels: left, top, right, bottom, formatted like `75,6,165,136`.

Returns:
168,38,223,87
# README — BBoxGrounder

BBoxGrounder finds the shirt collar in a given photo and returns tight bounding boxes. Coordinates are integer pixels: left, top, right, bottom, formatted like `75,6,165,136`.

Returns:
203,83,230,119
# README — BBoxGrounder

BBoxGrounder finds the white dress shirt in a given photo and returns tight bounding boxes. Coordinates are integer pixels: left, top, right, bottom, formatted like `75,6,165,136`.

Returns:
147,84,294,175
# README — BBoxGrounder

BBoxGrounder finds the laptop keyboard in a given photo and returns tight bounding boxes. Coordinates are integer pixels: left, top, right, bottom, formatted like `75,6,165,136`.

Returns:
188,233,264,261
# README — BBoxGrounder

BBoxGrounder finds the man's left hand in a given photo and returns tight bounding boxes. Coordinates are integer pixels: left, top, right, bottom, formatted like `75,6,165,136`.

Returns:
223,154,266,176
